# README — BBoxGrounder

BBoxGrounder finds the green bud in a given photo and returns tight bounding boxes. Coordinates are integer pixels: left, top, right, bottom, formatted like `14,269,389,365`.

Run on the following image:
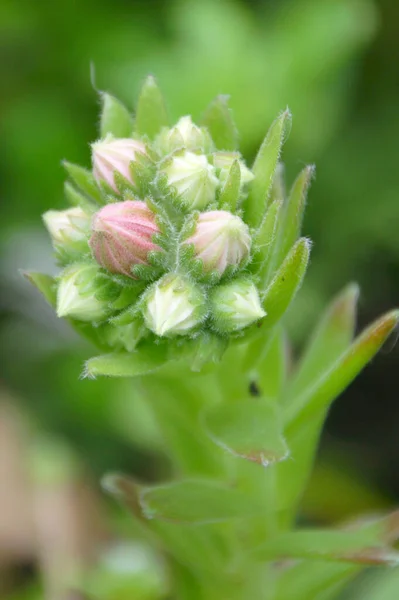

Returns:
210,279,265,333
57,264,108,322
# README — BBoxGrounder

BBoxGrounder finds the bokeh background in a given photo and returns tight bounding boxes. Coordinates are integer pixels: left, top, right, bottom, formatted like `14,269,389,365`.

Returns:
0,0,398,597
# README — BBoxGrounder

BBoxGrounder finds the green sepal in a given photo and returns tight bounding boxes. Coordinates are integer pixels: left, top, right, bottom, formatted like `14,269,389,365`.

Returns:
202,95,238,151
271,164,315,271
203,398,288,466
22,271,57,307
64,182,97,213
251,198,283,283
261,237,311,327
218,159,241,212
83,343,170,378
284,309,399,427
245,110,291,229
63,161,103,203
135,75,168,140
185,332,228,372
139,479,263,524
99,93,133,138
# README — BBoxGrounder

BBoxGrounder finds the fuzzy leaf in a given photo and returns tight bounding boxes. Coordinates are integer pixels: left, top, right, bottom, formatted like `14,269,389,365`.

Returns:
22,272,57,307
83,344,170,378
245,110,291,228
139,479,262,524
202,95,238,151
218,159,241,211
64,182,97,212
203,399,288,466
100,93,133,138
251,198,283,282
261,237,311,327
135,76,168,139
286,284,359,401
63,162,102,203
285,309,399,426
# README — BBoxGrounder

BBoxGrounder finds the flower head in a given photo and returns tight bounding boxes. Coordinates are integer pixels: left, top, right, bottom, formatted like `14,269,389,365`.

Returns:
92,137,147,192
184,210,251,275
143,274,206,337
210,279,265,333
57,264,108,322
161,151,219,210
89,200,161,278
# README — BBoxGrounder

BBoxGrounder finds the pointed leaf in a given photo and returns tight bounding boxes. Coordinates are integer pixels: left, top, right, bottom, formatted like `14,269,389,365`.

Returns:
218,159,241,211
139,479,262,524
261,237,311,327
202,95,238,151
272,165,314,270
251,198,283,282
64,182,97,212
245,110,291,228
135,76,168,139
83,344,170,378
22,271,57,307
100,93,133,138
285,310,399,426
63,162,102,203
286,284,359,401
203,399,288,466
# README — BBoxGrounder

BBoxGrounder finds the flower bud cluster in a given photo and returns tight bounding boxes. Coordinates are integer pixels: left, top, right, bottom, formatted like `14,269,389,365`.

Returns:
37,81,305,364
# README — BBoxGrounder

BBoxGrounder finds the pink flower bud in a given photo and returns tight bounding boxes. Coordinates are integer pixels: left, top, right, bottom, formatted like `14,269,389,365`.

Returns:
89,201,161,278
92,138,147,192
184,210,251,275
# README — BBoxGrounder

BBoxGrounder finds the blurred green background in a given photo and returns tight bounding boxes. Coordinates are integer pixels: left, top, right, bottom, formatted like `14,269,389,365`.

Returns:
0,0,398,597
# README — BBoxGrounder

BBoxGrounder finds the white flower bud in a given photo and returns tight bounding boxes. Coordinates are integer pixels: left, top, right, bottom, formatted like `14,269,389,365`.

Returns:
213,152,254,186
161,151,219,210
143,274,206,337
210,279,265,332
43,207,91,251
155,116,212,155
57,264,108,322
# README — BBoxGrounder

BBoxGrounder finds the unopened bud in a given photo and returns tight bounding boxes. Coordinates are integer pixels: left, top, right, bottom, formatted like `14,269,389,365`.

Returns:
210,279,265,332
213,152,254,186
156,116,212,154
143,274,206,337
184,210,251,275
161,151,219,210
43,207,91,253
92,137,147,192
57,264,108,322
89,200,161,278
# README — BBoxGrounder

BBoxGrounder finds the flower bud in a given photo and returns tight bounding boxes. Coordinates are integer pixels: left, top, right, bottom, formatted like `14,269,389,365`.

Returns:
92,137,147,192
184,210,251,275
143,274,206,337
57,264,108,322
43,207,91,252
210,279,265,332
89,200,161,278
156,116,212,154
213,152,254,186
161,151,219,210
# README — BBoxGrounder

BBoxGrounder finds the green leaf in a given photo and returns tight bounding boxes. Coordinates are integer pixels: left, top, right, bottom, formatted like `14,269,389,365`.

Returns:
83,344,170,378
203,398,288,466
22,271,57,307
135,76,168,139
100,93,133,138
261,237,311,326
218,159,241,211
272,164,314,270
245,110,291,228
286,283,359,401
251,198,283,283
64,182,97,212
276,561,360,600
285,309,399,427
139,479,262,524
63,162,102,203
202,95,238,151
